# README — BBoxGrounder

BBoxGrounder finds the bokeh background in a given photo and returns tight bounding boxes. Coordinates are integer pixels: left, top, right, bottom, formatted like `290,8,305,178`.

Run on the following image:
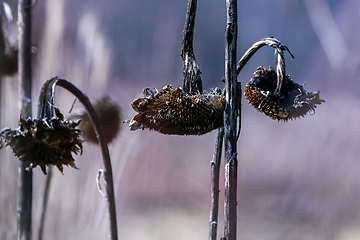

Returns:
1,0,360,239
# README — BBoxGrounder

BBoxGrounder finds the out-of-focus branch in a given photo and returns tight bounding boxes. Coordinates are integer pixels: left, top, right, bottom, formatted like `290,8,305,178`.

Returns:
223,0,238,239
17,0,33,239
181,0,202,95
0,2,17,77
37,167,52,240
303,0,348,69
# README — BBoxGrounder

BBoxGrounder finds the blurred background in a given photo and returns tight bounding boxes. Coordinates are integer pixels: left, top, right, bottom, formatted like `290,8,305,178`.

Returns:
1,0,359,239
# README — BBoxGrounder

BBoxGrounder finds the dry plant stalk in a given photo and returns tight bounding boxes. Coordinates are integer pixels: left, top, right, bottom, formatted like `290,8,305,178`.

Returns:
124,2,325,240
17,0,33,239
223,0,239,239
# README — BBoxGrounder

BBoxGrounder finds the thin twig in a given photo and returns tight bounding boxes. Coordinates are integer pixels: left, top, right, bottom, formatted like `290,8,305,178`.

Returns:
17,0,33,239
209,127,224,240
37,166,53,240
223,0,238,239
181,0,202,95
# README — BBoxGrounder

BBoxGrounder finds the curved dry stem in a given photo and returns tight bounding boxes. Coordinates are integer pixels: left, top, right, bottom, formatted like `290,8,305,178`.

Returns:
236,37,293,73
37,77,118,240
56,78,118,240
236,37,294,95
275,47,285,93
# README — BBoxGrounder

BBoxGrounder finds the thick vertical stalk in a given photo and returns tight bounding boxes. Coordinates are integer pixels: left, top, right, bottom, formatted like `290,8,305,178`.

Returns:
223,0,238,239
209,128,224,240
17,0,33,240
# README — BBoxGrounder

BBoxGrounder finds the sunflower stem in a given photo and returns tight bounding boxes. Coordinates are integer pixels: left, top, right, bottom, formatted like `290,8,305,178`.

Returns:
37,166,53,240
236,37,293,75
17,0,33,239
181,0,202,95
53,77,118,240
223,0,239,239
209,127,224,240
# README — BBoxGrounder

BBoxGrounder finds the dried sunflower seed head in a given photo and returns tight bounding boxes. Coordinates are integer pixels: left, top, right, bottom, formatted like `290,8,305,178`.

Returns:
127,85,225,135
79,97,121,144
245,66,325,121
0,109,83,174
0,45,18,76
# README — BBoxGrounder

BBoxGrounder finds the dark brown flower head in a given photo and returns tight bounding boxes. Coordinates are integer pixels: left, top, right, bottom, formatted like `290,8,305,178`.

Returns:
127,85,225,135
79,97,121,144
0,108,83,174
0,45,18,76
245,66,325,121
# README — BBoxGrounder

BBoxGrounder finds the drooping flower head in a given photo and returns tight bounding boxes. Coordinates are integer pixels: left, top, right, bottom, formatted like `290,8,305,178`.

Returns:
245,66,324,121
0,108,83,174
127,85,225,135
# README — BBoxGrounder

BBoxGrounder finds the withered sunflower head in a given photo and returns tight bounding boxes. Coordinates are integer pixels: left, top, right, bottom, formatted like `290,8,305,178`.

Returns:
0,108,83,174
0,45,18,76
79,96,121,144
127,85,226,135
245,66,325,121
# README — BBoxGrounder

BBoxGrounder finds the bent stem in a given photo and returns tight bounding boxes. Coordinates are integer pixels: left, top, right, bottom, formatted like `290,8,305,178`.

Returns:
236,36,292,100
236,37,293,75
38,77,118,240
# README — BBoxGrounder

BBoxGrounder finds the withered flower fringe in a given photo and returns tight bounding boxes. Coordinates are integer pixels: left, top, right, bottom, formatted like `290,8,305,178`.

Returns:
79,97,121,144
245,66,325,121
128,85,225,135
0,108,83,174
